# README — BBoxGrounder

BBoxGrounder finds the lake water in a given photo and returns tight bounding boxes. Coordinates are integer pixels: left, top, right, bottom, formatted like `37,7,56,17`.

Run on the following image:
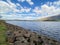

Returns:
6,21,60,42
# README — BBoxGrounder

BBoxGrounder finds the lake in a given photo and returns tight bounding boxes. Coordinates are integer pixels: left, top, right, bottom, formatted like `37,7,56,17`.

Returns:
6,21,60,42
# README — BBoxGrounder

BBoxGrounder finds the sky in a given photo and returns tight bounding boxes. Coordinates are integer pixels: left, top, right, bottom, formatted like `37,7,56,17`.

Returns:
0,0,60,20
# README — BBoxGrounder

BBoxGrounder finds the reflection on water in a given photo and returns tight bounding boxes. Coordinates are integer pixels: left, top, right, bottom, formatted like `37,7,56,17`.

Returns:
6,21,60,42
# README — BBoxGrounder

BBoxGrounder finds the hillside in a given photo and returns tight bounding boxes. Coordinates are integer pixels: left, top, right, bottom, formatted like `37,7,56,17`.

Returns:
0,20,7,45
38,15,60,21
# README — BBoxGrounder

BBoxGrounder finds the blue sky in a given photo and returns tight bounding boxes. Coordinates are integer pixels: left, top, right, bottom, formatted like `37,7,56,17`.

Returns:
0,0,60,20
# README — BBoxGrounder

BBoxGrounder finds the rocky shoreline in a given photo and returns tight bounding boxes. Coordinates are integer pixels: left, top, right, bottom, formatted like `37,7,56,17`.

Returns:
5,23,60,45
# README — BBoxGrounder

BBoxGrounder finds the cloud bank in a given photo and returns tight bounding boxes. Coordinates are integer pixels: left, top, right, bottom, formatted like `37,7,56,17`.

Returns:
0,0,60,20
33,0,60,17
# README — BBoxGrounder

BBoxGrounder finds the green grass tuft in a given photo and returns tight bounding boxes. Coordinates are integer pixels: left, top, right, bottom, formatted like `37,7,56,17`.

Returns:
0,21,7,45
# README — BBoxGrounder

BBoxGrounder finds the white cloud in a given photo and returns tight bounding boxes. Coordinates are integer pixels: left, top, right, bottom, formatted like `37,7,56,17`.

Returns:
46,1,60,7
0,0,31,13
0,14,36,20
33,7,42,14
2,0,32,13
18,0,25,2
7,0,32,13
15,7,31,13
16,3,23,8
0,0,34,20
46,2,53,6
23,7,31,12
22,16,36,20
7,0,17,8
26,0,34,5
1,0,60,20
18,0,34,5
0,1,13,13
7,0,19,12
33,0,60,17
53,0,60,6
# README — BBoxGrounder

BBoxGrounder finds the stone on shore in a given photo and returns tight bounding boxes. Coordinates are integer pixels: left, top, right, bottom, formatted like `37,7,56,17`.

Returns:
6,23,60,45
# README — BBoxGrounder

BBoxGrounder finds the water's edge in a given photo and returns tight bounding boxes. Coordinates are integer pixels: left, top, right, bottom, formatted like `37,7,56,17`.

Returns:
5,22,60,42
6,21,60,42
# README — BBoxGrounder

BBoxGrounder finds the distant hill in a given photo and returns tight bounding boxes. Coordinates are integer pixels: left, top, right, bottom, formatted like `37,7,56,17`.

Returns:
38,15,60,21
0,16,2,18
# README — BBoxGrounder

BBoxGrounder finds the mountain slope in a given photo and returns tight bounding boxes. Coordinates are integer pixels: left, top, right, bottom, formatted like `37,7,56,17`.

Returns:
38,15,60,21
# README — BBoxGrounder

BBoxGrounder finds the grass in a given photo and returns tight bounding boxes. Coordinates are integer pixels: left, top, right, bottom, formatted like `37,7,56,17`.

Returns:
0,21,7,45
